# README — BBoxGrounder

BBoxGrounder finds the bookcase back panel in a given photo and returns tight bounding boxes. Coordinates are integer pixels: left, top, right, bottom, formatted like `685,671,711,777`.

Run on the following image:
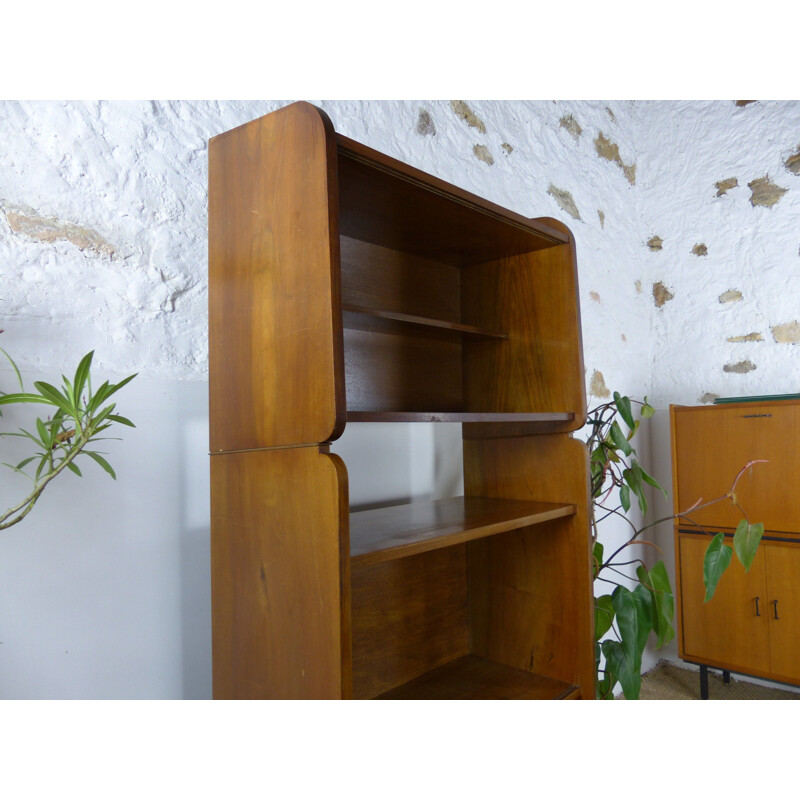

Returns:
350,546,470,699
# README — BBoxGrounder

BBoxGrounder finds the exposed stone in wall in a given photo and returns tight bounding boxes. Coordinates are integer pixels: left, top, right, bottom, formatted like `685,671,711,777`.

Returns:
719,290,743,303
735,101,757,107
589,369,610,398
501,142,513,155
594,132,636,185
699,392,720,404
647,235,663,251
727,332,763,342
473,144,494,165
3,204,117,258
416,109,435,136
606,107,616,122
723,361,756,373
589,291,601,303
547,184,581,220
785,146,800,176
597,210,605,228
653,281,674,307
635,280,642,294
691,243,708,256
771,321,800,344
450,101,486,133
559,114,582,140
715,177,738,196
621,334,627,341
748,176,788,208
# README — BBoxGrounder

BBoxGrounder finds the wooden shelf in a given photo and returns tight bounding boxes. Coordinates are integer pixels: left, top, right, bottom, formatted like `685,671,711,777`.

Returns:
375,654,579,700
342,304,507,340
346,411,575,424
350,495,575,567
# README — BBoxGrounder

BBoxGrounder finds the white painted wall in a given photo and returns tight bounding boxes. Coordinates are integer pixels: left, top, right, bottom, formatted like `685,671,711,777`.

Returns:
2,99,796,697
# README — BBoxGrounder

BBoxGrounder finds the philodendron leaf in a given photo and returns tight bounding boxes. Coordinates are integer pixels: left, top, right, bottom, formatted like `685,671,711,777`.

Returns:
613,392,635,431
613,584,653,669
704,532,734,602
609,420,633,457
733,519,764,573
636,562,675,648
623,463,647,514
619,484,631,512
637,462,668,500
595,594,615,640
592,541,604,578
641,397,656,418
602,638,641,700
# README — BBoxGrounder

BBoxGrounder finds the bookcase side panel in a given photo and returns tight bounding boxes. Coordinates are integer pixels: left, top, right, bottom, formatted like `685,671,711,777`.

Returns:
211,447,351,699
208,102,345,452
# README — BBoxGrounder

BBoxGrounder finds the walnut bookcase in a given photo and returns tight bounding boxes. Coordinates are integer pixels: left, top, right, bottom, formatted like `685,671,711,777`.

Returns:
208,102,594,699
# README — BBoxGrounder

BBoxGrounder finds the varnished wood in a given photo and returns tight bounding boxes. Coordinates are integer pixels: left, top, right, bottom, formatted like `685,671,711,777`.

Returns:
350,547,469,699
210,446,351,698
375,654,577,700
463,434,595,696
342,305,507,339
347,411,574,423
208,102,344,451
677,533,771,675
764,541,800,682
350,496,576,567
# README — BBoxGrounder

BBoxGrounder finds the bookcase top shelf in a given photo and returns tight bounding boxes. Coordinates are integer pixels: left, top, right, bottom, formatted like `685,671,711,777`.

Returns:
350,495,576,567
346,411,575,424
342,304,508,339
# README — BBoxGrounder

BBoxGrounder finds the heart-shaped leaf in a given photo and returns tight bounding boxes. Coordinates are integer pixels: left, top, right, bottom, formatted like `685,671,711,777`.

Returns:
733,519,764,573
704,532,733,602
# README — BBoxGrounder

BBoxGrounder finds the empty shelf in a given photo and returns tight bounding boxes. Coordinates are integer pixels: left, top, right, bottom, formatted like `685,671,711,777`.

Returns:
350,495,575,567
346,411,575,423
342,304,507,339
375,654,579,700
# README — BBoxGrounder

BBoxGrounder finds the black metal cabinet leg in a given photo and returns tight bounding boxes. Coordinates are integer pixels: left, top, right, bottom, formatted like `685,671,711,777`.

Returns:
700,665,709,699
723,670,731,685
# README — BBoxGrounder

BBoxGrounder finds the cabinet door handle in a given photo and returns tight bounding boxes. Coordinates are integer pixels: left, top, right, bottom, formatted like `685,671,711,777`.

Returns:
755,596,760,616
773,599,780,620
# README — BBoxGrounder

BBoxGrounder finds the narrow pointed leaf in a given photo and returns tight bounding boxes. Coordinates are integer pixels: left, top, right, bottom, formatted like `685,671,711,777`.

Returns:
733,519,764,573
32,382,73,414
84,451,116,479
107,414,135,428
66,462,83,477
614,392,635,431
704,532,733,602
619,484,631,512
0,392,56,407
0,347,25,391
638,462,668,499
609,420,633,457
592,541,604,578
73,351,94,403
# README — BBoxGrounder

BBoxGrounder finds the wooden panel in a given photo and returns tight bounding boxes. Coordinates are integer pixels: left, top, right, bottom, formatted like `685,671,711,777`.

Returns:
463,434,594,696
344,327,462,412
337,139,567,265
208,101,344,451
461,222,586,430
342,305,506,339
350,496,576,567
671,401,800,532
350,547,469,699
376,654,577,700
765,541,800,681
678,533,770,675
348,411,574,424
210,446,350,699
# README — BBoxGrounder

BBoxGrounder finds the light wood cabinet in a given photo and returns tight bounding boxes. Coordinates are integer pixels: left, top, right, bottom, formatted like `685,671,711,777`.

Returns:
671,400,800,695
209,102,594,699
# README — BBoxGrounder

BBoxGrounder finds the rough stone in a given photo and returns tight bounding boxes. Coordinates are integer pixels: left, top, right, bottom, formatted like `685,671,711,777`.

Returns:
589,291,601,303
547,184,581,221
748,176,787,209
771,321,800,344
635,280,642,294
589,369,610,398
472,144,494,165
606,107,616,122
692,243,708,256
450,100,486,133
597,210,605,228
416,109,436,136
727,332,763,343
723,361,756,373
719,290,743,304
647,235,663,251
735,100,757,107
715,177,738,196
501,142,513,155
785,147,800,176
653,281,674,307
3,204,117,258
594,132,636,186
559,114,582,140
699,393,720,404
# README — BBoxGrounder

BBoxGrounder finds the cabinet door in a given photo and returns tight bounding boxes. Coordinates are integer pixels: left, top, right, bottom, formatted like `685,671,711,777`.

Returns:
672,403,800,532
679,535,770,674
765,541,800,681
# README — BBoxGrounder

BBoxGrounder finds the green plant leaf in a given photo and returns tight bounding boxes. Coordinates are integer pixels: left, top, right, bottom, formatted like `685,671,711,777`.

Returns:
84,451,116,479
107,414,135,428
66,461,83,477
0,392,57,407
32,381,74,415
609,420,633,457
733,519,764,573
592,541,604,577
595,594,615,639
636,562,675,648
601,638,641,700
619,484,631,512
72,351,94,404
0,347,25,391
641,402,656,418
637,462,668,499
613,584,653,668
704,532,734,602
613,392,635,431
623,463,647,514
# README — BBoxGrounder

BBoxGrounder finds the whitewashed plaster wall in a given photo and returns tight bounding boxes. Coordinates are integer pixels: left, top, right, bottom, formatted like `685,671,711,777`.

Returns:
4,99,790,697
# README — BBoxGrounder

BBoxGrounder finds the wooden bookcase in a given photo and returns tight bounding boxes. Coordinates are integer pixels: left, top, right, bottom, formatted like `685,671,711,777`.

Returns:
671,399,800,696
208,102,594,699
